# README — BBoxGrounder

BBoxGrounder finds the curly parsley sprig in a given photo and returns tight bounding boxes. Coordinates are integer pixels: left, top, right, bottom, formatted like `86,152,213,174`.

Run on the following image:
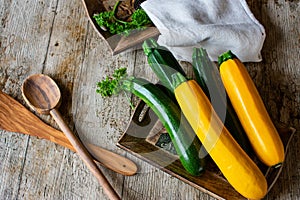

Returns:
96,67,127,97
96,67,135,109
93,1,152,35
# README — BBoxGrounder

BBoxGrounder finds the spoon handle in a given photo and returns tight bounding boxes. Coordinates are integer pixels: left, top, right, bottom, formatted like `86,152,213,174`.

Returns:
50,109,120,200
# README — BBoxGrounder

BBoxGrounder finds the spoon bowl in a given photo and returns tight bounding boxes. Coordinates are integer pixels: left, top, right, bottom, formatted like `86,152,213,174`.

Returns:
22,74,61,114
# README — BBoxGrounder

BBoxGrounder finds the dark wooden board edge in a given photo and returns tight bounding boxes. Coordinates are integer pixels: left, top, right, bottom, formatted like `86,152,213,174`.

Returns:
117,100,296,200
81,0,160,55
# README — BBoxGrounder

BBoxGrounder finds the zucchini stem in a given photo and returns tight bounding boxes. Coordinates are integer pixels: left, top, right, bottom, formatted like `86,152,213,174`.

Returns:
142,38,158,56
218,50,237,65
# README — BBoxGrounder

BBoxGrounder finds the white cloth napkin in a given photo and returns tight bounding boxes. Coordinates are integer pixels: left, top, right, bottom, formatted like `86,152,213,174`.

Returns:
141,0,266,62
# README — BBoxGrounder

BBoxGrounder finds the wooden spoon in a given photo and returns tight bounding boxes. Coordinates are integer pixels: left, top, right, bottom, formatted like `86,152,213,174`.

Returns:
0,90,137,176
22,74,120,200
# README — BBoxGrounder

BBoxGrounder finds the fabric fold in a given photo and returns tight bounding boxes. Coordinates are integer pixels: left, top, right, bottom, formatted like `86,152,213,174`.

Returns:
142,0,266,62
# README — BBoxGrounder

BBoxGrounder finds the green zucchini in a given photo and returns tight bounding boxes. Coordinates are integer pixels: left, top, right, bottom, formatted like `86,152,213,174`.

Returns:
123,77,205,176
142,39,207,174
192,48,251,154
142,38,187,94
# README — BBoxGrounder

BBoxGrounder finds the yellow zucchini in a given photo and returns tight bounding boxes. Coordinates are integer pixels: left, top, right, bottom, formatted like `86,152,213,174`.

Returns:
218,51,284,167
172,73,267,199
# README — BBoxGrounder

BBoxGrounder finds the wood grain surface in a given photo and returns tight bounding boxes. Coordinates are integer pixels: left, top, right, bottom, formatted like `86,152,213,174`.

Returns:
0,0,299,200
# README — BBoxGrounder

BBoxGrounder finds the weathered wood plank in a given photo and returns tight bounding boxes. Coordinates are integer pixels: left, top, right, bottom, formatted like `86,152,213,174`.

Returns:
0,0,58,97
0,130,29,200
13,0,107,199
0,0,59,199
71,21,137,199
247,1,300,199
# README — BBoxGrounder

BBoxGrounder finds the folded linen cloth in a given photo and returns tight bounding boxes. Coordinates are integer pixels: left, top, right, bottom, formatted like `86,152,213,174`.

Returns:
141,0,266,62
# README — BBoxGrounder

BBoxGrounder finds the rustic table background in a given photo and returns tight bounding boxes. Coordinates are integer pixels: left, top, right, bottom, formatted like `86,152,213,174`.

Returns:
0,0,299,199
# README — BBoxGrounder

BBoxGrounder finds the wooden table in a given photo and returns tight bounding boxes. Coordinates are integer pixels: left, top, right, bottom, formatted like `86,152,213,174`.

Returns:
0,0,299,199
